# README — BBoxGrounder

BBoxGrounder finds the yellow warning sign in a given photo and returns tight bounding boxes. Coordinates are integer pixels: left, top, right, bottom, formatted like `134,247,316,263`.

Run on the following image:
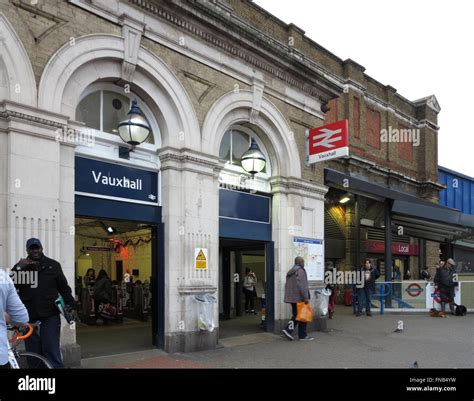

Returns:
195,248,208,270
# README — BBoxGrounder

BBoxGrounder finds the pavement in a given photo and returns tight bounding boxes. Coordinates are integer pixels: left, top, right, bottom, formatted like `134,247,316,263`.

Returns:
80,306,474,369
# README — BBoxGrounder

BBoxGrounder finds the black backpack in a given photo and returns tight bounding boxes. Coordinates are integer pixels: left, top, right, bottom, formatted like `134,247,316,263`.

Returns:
455,304,467,316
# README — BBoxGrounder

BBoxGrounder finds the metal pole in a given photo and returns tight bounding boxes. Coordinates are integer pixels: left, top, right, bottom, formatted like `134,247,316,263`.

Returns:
384,200,392,308
418,238,425,278
445,240,453,259
355,194,360,272
354,195,361,315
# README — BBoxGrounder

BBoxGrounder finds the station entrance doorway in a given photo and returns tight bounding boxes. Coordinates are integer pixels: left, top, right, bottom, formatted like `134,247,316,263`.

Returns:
219,238,274,339
75,216,159,358
74,194,164,359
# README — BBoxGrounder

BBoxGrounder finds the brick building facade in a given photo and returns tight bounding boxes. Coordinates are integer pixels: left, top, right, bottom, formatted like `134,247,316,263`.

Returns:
0,0,451,365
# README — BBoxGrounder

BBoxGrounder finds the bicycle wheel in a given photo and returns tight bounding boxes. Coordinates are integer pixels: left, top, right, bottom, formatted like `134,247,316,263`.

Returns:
15,352,53,369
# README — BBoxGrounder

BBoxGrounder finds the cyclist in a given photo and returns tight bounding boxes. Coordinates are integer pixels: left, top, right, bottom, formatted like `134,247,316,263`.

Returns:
1,269,29,368
11,238,78,368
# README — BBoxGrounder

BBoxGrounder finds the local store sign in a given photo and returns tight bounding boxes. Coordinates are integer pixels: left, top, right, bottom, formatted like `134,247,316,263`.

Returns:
364,240,419,256
75,156,158,205
307,119,349,164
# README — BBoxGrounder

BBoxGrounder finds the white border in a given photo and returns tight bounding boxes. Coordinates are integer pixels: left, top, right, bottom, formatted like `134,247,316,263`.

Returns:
75,192,159,206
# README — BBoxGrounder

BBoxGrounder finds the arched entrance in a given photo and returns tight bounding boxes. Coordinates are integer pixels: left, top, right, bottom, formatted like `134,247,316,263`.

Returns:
37,33,201,356
202,90,312,338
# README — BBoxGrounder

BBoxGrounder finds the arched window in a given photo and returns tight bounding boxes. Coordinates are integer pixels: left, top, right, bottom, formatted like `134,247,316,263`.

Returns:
219,127,270,176
75,84,158,145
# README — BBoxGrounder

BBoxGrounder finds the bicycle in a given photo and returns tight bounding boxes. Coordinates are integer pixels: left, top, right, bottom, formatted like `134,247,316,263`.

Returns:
7,322,53,369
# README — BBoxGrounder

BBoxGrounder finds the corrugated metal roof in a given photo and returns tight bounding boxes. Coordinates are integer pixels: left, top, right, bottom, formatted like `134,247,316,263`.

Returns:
438,167,474,215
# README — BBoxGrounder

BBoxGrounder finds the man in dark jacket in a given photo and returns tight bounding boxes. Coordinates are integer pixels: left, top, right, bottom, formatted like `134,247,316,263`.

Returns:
282,257,313,341
356,258,380,317
11,238,77,368
434,258,457,315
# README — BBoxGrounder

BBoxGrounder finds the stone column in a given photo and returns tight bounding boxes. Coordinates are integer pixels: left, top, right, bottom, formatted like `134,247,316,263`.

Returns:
271,177,327,333
158,147,220,352
0,101,80,366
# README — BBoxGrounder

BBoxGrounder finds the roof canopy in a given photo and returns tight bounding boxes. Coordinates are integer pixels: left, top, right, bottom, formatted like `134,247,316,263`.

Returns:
325,169,474,242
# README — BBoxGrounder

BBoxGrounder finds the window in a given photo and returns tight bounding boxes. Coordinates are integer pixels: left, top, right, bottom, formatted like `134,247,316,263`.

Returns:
219,129,268,174
76,90,155,144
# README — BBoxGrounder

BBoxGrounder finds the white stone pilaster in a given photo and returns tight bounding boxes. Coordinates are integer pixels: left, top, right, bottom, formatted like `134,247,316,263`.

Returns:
158,147,220,351
0,101,77,347
270,177,328,323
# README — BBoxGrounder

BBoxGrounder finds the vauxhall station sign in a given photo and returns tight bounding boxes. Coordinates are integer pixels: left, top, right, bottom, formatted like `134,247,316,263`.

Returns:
75,156,159,205
306,119,349,164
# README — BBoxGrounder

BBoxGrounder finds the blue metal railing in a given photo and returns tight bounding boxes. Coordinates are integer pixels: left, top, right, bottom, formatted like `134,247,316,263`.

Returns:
351,282,409,315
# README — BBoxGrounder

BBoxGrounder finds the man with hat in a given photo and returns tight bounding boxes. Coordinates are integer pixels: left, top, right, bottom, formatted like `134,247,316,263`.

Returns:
11,238,78,368
434,258,457,315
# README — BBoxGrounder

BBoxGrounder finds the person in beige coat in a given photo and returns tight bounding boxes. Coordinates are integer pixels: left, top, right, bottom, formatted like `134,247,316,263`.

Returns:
282,257,313,341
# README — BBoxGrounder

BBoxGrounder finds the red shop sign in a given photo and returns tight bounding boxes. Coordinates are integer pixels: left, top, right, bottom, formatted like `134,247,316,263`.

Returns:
364,240,419,255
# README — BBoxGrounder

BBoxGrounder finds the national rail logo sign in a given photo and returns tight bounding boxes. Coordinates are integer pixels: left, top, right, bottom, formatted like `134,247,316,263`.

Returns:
307,119,349,164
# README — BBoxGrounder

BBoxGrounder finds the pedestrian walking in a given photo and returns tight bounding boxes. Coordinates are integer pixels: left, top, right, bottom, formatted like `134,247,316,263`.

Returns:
325,262,336,319
434,258,457,315
11,238,78,368
356,258,380,317
282,257,313,341
1,269,29,368
243,268,257,314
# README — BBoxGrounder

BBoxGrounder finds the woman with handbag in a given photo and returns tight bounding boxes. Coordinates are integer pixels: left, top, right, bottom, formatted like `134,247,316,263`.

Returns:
282,257,314,341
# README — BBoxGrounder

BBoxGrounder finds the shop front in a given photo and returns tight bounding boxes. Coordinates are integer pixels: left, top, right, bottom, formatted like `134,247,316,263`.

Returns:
324,168,474,310
364,240,419,279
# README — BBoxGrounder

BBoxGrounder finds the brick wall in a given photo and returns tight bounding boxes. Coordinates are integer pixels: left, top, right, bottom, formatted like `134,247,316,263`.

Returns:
366,107,381,149
398,124,414,162
352,96,360,139
0,1,121,87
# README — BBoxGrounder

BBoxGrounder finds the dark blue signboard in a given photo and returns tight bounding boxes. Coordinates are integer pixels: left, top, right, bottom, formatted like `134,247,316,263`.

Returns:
219,189,270,223
75,157,158,205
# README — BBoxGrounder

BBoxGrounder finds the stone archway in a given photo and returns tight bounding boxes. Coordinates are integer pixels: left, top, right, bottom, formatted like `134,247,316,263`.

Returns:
37,33,217,354
202,90,302,179
0,13,37,106
202,90,328,335
38,34,200,150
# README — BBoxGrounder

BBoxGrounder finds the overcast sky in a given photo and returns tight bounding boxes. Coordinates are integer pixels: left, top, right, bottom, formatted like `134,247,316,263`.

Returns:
255,0,474,177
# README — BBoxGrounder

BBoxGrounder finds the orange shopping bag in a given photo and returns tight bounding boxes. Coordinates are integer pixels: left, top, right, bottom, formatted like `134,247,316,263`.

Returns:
296,302,313,323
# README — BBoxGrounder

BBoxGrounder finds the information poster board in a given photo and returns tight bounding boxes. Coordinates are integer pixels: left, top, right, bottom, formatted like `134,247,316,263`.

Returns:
293,237,324,281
